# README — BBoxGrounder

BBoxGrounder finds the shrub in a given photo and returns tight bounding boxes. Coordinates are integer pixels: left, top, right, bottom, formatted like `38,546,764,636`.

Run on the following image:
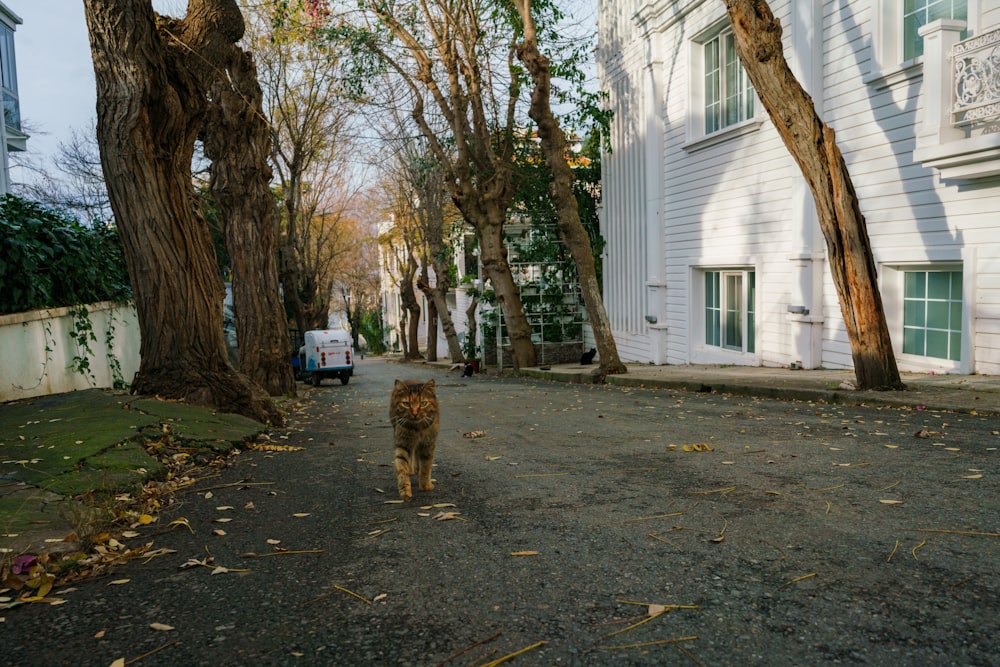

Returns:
0,196,131,314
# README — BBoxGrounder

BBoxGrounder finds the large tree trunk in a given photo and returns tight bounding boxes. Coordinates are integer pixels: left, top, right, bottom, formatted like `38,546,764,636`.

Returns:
514,1,627,376
724,0,903,390
475,217,537,371
203,46,295,397
84,0,283,424
399,253,423,360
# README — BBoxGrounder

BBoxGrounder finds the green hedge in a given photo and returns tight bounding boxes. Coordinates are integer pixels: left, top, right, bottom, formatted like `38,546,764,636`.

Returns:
0,196,131,315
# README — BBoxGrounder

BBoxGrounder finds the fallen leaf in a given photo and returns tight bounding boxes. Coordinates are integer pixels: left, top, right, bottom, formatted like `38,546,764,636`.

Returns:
121,531,140,538
963,474,983,479
150,622,175,631
215,506,234,511
292,513,311,517
244,501,255,510
721,461,735,465
432,503,457,508
266,539,281,545
510,551,539,556
373,593,388,603
383,500,405,505
879,499,904,505
210,567,230,575
433,511,464,521
136,514,154,525
648,604,666,615
213,529,227,536
109,659,125,667
417,512,431,517
108,579,130,586
213,518,233,523
168,517,193,532
204,491,214,499
463,430,487,439
94,629,106,639
884,445,900,449
485,455,502,461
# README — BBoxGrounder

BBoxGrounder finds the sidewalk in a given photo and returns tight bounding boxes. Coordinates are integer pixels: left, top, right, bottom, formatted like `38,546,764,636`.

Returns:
514,362,1000,415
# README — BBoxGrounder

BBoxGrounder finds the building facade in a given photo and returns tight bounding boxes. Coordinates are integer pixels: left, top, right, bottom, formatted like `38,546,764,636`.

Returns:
597,0,1000,374
0,1,23,194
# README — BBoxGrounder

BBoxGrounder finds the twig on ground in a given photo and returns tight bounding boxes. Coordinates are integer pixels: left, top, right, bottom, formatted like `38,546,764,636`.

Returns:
476,641,546,667
887,540,900,562
912,540,927,560
432,631,501,667
915,528,1000,538
125,640,181,665
240,549,324,558
600,636,699,650
778,572,817,589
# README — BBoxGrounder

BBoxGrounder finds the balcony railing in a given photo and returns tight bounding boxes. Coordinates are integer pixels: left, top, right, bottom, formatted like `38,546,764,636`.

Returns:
952,26,1000,129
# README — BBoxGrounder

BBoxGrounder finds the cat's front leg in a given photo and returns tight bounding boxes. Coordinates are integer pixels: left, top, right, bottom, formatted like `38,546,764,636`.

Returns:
394,450,413,500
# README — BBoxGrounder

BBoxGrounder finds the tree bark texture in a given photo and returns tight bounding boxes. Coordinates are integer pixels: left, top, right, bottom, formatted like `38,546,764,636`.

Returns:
724,0,903,390
83,0,283,423
513,0,627,376
399,251,423,360
203,44,295,397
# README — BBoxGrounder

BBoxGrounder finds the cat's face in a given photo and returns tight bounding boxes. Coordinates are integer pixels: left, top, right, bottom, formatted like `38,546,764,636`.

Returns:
391,379,438,426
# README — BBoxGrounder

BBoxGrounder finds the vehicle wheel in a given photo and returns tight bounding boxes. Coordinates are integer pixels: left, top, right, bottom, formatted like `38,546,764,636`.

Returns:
340,374,350,385
311,372,322,387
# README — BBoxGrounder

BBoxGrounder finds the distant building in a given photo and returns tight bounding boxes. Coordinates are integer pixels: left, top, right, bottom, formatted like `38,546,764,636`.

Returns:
0,2,24,194
598,0,1000,374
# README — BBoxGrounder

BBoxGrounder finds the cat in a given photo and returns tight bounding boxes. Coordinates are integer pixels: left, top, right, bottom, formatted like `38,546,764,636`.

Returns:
463,362,474,377
580,347,597,365
389,379,440,501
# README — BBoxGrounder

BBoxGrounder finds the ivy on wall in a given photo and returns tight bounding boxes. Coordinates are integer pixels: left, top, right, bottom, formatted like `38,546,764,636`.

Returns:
0,195,131,314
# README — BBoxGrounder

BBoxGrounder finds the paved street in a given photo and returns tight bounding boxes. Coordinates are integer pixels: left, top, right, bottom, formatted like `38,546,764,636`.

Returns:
3,356,999,665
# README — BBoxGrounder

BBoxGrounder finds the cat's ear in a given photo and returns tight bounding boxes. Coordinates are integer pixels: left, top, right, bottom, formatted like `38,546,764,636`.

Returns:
394,379,407,391
423,379,436,392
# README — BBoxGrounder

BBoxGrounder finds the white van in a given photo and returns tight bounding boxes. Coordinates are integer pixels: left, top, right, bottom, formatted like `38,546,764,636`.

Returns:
299,329,355,386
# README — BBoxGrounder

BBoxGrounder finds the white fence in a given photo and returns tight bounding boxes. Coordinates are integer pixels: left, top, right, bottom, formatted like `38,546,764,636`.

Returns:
0,301,140,403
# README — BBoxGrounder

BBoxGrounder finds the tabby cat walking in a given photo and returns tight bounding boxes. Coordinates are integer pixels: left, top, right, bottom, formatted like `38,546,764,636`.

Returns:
389,379,440,501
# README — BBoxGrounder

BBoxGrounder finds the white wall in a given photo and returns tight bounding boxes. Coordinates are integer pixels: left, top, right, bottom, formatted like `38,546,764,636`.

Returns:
0,301,140,402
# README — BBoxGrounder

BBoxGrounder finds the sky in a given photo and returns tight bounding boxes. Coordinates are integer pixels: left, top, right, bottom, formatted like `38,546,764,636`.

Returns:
8,0,183,185
9,1,96,182
8,0,597,186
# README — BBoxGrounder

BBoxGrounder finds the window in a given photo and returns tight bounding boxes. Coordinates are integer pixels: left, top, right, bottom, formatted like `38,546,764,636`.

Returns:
903,270,962,361
705,270,755,353
903,0,967,61
0,24,18,131
703,29,754,135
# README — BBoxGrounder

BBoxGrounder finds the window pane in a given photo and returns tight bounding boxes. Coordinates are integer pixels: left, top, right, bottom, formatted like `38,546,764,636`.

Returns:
724,274,742,350
927,271,950,299
950,301,962,328
949,332,961,361
904,300,925,327
705,40,720,134
903,327,925,355
951,271,963,299
905,271,924,298
927,300,950,327
705,272,720,346
747,272,755,353
926,330,949,359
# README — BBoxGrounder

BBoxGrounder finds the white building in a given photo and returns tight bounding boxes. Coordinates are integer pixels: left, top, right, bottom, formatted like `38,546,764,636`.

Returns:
597,0,1000,374
0,1,24,194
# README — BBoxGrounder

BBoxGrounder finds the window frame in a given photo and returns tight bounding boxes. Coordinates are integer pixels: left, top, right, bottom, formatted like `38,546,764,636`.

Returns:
694,267,757,363
881,262,969,373
685,19,763,150
868,0,977,87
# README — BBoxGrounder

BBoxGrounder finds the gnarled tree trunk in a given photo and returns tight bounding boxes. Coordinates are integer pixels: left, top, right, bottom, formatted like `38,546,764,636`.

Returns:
83,0,282,424
513,0,627,376
724,0,903,390
203,45,295,397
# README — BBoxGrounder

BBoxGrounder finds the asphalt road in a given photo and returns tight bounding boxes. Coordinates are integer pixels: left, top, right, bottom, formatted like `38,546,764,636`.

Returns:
4,357,999,666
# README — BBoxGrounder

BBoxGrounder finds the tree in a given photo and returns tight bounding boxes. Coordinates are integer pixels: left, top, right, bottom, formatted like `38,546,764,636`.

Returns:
202,36,296,397
405,151,466,364
723,0,903,391
337,0,538,370
512,0,626,375
248,1,363,335
83,0,282,424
